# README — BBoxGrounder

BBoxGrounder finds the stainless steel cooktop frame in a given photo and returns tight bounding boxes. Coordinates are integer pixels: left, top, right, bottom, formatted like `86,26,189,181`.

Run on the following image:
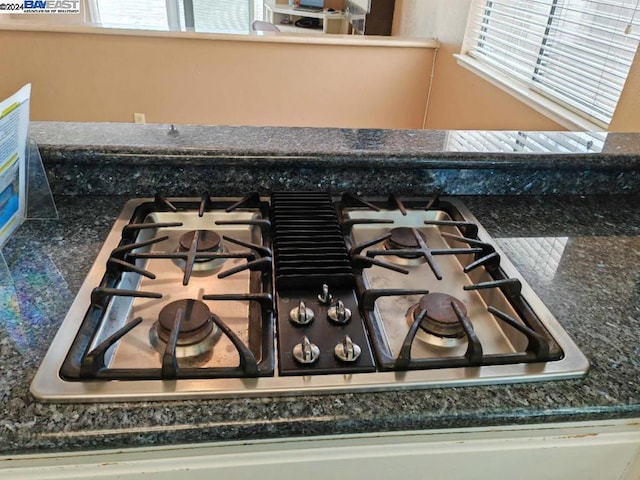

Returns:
30,196,590,402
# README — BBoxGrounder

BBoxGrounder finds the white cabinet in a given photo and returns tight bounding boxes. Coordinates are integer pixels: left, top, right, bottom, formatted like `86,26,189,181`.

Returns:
2,419,639,479
264,0,349,34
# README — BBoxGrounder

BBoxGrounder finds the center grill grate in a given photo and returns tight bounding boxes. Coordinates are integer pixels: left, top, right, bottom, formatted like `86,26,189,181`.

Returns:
271,192,354,290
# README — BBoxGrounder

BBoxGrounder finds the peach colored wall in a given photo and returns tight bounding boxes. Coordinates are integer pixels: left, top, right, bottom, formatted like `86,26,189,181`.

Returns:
610,46,640,132
0,29,434,129
392,0,564,131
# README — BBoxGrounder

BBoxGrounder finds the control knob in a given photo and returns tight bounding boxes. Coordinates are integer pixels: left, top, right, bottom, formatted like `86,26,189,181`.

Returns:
327,299,351,324
289,301,315,325
293,336,320,364
334,335,361,362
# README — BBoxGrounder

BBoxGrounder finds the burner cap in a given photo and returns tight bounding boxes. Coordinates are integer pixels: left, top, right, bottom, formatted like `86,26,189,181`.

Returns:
157,299,214,345
178,230,221,252
386,227,426,250
383,227,428,264
412,293,467,338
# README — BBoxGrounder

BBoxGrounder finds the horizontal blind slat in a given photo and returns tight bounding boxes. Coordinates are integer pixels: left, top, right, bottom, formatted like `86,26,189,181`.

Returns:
532,83,611,123
468,26,632,84
468,14,639,57
489,0,640,23
535,77,619,114
535,62,623,103
470,9,640,52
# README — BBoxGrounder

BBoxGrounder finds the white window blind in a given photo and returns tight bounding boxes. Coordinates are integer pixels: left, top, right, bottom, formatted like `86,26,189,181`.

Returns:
179,0,255,34
96,0,263,33
96,0,168,30
462,0,640,127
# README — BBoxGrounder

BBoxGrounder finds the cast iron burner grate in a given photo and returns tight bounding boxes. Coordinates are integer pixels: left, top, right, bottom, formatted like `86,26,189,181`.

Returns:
340,194,564,372
59,194,275,381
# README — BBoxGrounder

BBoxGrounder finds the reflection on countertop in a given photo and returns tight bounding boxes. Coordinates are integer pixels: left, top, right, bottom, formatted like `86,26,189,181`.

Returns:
445,131,607,154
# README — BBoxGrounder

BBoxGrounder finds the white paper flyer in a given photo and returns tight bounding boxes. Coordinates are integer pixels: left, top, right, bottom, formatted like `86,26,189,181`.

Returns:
0,84,31,248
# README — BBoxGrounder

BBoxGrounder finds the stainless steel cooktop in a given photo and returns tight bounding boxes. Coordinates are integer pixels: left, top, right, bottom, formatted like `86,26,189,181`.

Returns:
30,193,589,402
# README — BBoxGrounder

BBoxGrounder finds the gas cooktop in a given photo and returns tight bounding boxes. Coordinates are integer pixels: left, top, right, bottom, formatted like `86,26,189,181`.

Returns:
30,192,589,402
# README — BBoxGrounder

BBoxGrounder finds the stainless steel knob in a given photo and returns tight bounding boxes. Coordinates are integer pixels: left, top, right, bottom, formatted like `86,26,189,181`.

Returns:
334,335,361,362
317,283,333,305
293,336,320,364
289,301,315,325
327,299,351,324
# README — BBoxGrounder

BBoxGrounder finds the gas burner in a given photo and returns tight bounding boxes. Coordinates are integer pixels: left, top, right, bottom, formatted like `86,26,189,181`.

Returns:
174,229,228,273
383,227,428,266
150,299,220,358
179,230,221,255
407,293,468,347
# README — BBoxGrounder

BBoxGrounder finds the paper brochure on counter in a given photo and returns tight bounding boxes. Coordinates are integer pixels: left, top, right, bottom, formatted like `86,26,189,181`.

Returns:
0,84,30,249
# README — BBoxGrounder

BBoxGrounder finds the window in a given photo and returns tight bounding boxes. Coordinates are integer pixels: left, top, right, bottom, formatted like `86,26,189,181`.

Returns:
177,0,264,33
95,0,169,30
94,0,264,34
458,0,640,129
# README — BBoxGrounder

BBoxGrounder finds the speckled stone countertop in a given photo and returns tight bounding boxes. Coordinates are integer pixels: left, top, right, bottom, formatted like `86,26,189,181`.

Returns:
0,122,639,455
31,122,640,196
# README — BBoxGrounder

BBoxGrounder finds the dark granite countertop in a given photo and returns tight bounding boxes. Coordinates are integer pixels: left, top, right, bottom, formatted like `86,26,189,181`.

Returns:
30,122,640,197
0,122,638,455
29,122,640,161
1,194,639,455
